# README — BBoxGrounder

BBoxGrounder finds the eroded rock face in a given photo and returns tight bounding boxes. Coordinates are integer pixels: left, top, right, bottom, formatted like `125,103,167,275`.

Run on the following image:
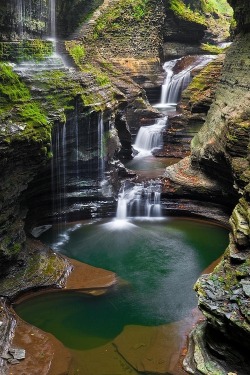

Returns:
163,3,250,373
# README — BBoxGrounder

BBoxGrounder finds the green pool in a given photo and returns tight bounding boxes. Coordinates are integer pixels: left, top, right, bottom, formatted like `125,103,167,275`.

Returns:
15,218,228,353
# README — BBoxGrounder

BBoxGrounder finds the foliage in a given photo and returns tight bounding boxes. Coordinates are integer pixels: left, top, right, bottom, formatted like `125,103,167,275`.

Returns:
169,0,206,25
199,0,233,16
0,63,51,144
169,0,234,40
19,102,47,126
201,43,224,54
93,0,150,38
0,63,30,102
65,41,85,64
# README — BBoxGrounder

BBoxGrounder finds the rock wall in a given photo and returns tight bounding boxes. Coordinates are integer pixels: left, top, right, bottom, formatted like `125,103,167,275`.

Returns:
162,0,250,372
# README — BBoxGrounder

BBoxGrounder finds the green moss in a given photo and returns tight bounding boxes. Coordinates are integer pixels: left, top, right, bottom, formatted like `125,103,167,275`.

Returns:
0,63,30,103
0,63,51,146
169,0,206,25
81,63,111,86
35,70,82,114
201,43,224,54
199,0,233,16
0,40,53,63
65,41,85,64
93,0,150,38
19,102,47,126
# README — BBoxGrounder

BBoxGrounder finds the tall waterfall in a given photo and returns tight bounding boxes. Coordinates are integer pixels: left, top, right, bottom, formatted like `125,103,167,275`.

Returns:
16,0,24,38
98,113,105,181
134,117,167,154
51,121,68,223
50,0,56,40
116,181,162,219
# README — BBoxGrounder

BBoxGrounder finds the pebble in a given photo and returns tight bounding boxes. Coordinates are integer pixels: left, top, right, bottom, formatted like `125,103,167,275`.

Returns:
9,348,26,360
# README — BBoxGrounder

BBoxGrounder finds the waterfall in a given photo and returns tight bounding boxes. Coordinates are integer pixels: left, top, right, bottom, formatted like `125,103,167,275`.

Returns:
16,0,24,38
116,181,162,219
134,117,167,154
156,55,216,108
98,113,105,181
49,0,56,41
161,60,192,105
51,122,67,223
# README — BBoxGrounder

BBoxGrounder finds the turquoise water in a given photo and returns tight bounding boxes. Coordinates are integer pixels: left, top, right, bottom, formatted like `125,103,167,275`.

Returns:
15,218,228,351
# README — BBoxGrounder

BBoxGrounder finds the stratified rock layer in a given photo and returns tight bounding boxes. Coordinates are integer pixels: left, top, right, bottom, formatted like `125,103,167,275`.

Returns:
163,7,250,374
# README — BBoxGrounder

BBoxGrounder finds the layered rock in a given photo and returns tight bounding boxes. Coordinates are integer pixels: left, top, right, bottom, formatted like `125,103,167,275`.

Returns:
162,1,250,372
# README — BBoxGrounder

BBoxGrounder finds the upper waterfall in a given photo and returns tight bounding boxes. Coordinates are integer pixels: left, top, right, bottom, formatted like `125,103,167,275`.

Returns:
155,55,216,109
50,0,56,40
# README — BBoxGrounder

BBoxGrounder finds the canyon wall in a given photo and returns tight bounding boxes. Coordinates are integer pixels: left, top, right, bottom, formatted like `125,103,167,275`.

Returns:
162,0,250,373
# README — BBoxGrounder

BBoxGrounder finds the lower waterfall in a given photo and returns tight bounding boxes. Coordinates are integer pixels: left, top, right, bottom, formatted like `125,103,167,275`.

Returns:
116,180,162,219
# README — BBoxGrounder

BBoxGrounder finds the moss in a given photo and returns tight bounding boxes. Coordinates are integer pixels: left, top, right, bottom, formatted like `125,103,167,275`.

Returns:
56,0,103,38
81,63,111,86
65,41,85,65
35,69,83,114
0,63,52,146
0,40,53,63
169,0,206,25
19,102,47,126
0,63,30,103
201,43,224,54
199,0,233,16
1,237,22,260
170,0,234,40
93,0,150,38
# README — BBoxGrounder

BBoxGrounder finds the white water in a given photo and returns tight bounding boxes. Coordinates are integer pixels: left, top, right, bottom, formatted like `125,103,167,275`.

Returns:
50,0,56,40
98,113,105,180
116,181,162,219
161,60,191,105
155,55,216,108
51,121,67,223
134,117,167,155
16,0,24,38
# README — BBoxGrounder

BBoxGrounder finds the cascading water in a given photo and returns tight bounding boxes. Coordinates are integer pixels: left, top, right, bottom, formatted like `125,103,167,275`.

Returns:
160,59,191,105
116,181,162,219
155,55,216,108
134,117,167,155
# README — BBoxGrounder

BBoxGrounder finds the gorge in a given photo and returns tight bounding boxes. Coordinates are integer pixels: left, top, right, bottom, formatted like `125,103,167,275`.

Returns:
0,0,249,375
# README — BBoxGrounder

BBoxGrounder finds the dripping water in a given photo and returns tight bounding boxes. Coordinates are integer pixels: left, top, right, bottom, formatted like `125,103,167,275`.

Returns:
16,0,24,38
98,113,105,181
49,0,56,41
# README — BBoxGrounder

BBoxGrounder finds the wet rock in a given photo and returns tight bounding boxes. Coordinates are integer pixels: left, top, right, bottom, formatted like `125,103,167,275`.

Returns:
7,358,20,364
241,280,250,298
9,348,26,360
1,353,12,360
